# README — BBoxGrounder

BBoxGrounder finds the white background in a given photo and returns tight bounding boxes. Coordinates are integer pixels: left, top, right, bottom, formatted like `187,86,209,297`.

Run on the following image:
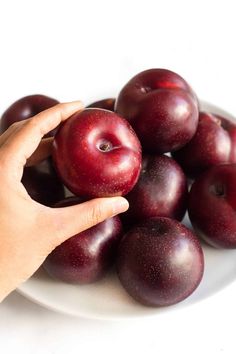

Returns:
0,0,236,353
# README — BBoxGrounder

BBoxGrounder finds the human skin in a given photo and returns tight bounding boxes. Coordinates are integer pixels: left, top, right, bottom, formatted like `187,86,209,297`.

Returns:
0,102,129,302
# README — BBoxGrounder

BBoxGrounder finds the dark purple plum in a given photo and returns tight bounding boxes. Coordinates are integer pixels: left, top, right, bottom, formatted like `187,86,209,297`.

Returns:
115,69,199,153
44,197,123,284
22,158,65,206
117,217,204,307
1,94,59,137
87,98,115,111
123,155,187,227
188,164,236,248
172,112,236,178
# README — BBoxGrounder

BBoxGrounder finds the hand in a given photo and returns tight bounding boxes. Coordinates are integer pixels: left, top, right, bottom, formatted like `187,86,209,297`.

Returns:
0,101,129,302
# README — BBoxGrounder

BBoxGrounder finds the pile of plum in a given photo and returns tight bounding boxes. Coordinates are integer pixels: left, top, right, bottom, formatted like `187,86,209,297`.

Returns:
1,69,235,307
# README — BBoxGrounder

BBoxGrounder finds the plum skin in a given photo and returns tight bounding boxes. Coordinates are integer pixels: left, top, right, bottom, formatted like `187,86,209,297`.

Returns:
52,108,142,198
117,217,204,307
0,94,59,137
188,164,236,248
22,158,65,206
115,68,199,154
44,197,123,284
87,98,115,111
172,112,236,178
123,154,188,226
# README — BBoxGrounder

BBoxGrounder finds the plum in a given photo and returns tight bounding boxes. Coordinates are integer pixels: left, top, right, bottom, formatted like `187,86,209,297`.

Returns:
172,112,236,178
188,164,236,248
87,98,115,111
0,94,59,137
52,108,142,198
44,197,123,283
117,217,204,307
115,69,198,153
123,155,187,227
22,158,65,206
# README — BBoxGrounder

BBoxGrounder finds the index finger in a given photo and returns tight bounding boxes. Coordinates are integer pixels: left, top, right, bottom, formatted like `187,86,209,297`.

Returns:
0,100,83,178
26,137,53,166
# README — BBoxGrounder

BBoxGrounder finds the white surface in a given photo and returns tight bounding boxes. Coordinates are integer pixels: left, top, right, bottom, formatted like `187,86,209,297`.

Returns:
1,0,236,352
1,288,236,354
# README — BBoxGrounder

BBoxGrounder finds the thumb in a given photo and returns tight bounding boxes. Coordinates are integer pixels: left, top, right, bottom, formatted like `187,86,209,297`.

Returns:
46,197,129,246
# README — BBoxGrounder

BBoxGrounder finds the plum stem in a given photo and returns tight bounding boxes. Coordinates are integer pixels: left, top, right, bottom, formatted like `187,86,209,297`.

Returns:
97,139,113,152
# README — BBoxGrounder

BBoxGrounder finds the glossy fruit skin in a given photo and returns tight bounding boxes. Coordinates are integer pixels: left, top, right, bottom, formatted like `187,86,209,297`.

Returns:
115,69,199,153
52,108,142,198
172,112,236,178
44,197,123,284
123,155,188,226
215,114,236,161
22,158,65,206
87,98,115,111
117,217,204,307
0,94,59,137
188,164,236,248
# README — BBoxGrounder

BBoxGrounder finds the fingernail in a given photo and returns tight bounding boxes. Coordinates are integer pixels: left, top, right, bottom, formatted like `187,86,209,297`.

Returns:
111,197,129,215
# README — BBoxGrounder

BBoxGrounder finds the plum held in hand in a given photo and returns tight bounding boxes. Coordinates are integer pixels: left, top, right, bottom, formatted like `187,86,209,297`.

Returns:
123,155,188,227
87,98,115,111
117,217,204,307
115,68,199,154
0,94,59,137
52,108,142,198
44,197,123,284
172,112,236,178
188,164,236,248
22,158,65,206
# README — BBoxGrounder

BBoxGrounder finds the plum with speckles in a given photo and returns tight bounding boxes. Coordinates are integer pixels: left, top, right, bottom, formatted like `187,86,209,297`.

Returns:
0,94,59,137
117,217,204,307
122,155,188,227
172,112,236,178
52,108,142,198
115,69,199,153
188,164,236,248
87,98,115,111
44,197,123,283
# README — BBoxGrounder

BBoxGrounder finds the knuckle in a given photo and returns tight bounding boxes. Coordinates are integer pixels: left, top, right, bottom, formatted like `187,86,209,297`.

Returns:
56,103,68,119
11,120,26,129
52,103,65,115
4,121,23,134
27,116,39,126
8,121,20,130
28,117,48,137
26,118,38,131
90,203,104,225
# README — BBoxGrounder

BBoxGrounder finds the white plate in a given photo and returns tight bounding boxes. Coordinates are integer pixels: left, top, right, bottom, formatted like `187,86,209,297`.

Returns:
18,101,236,320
